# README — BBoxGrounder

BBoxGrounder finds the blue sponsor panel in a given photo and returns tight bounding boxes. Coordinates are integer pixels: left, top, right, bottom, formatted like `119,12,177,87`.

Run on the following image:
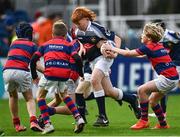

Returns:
110,56,180,93
0,61,5,98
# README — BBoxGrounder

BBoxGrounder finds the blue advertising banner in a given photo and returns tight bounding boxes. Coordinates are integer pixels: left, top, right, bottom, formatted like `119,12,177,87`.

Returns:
110,56,180,93
0,61,5,98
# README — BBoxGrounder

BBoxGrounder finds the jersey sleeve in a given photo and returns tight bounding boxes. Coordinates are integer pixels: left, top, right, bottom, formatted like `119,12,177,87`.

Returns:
32,44,38,54
71,40,80,56
92,22,115,41
35,45,44,57
136,44,149,55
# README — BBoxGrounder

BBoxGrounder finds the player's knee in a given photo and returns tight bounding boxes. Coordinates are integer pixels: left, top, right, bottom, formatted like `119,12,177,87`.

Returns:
104,88,113,97
23,92,33,102
9,91,18,98
149,98,156,107
137,86,145,96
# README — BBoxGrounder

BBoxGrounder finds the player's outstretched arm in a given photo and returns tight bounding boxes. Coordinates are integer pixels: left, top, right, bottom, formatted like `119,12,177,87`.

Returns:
111,47,139,57
101,43,140,57
30,54,40,80
114,35,121,49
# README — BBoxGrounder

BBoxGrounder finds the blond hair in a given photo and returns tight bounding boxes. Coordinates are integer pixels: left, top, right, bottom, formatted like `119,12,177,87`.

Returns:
143,22,164,42
71,6,96,24
52,20,67,37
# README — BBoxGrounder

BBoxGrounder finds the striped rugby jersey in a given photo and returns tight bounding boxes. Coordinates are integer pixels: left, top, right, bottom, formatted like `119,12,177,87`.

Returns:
74,21,115,61
3,38,37,71
66,33,80,81
160,29,180,66
136,42,179,80
69,40,81,81
35,36,78,81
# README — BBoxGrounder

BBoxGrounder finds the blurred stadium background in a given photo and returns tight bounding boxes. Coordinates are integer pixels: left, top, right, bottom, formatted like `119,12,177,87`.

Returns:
1,0,180,98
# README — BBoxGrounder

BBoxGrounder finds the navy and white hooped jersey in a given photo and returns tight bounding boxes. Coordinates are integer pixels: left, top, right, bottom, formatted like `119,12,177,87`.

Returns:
74,21,115,61
160,29,180,66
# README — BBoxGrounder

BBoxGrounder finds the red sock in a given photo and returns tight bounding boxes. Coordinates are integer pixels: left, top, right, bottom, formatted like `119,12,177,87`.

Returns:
13,117,20,126
30,116,38,123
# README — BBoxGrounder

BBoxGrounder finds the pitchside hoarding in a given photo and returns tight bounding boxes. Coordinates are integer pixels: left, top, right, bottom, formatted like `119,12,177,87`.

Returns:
0,56,179,99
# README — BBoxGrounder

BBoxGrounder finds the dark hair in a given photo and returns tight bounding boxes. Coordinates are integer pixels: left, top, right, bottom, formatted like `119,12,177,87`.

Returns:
153,19,166,31
158,22,166,31
52,20,67,37
15,22,33,40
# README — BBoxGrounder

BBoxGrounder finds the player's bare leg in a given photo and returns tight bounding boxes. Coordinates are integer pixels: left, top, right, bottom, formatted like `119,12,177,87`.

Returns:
91,68,109,126
22,90,42,131
9,90,26,132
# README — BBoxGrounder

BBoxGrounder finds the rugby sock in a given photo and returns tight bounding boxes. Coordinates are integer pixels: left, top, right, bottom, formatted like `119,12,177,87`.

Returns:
140,101,149,121
94,90,106,117
30,115,38,123
85,92,95,100
13,117,20,126
75,93,86,121
122,92,136,104
63,95,80,118
47,107,56,116
152,104,167,126
38,98,50,124
160,96,167,114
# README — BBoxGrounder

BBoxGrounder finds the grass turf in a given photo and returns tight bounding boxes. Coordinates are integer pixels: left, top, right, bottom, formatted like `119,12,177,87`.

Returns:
0,95,180,136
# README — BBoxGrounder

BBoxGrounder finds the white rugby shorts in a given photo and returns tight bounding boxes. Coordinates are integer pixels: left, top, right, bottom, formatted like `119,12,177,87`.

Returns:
90,56,113,76
38,75,66,93
154,75,178,94
176,66,180,80
3,69,32,93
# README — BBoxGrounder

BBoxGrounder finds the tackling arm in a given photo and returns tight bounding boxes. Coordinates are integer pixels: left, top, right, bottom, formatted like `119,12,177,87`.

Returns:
30,54,40,79
72,54,84,78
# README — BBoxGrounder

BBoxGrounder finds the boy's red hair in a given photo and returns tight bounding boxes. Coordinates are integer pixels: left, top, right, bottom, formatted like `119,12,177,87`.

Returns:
71,6,96,24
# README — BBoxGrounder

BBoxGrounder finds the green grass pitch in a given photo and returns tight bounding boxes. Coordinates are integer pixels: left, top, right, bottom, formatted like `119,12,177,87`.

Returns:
0,95,180,136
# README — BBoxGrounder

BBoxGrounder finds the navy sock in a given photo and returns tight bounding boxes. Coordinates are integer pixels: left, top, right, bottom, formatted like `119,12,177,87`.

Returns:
85,92,95,101
75,93,86,120
122,92,136,104
47,107,56,116
160,96,167,113
95,96,106,117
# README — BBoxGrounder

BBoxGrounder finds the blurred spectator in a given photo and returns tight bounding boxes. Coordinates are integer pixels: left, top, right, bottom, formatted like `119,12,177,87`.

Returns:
0,36,9,57
3,15,16,45
14,10,31,23
126,29,143,49
0,0,14,16
0,20,9,57
32,13,62,46
31,16,47,45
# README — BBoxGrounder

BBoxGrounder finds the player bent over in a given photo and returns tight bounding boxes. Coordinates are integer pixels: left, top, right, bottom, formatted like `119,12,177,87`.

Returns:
101,22,179,129
30,20,85,134
3,22,43,132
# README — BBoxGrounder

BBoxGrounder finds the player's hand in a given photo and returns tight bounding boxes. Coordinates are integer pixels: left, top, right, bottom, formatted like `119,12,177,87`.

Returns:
101,43,110,57
79,77,84,81
79,42,86,56
105,50,118,59
101,42,116,58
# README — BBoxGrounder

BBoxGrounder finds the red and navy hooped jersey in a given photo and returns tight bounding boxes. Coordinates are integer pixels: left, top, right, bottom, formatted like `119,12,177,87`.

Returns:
136,42,179,80
35,37,78,81
3,39,37,71
69,40,81,81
